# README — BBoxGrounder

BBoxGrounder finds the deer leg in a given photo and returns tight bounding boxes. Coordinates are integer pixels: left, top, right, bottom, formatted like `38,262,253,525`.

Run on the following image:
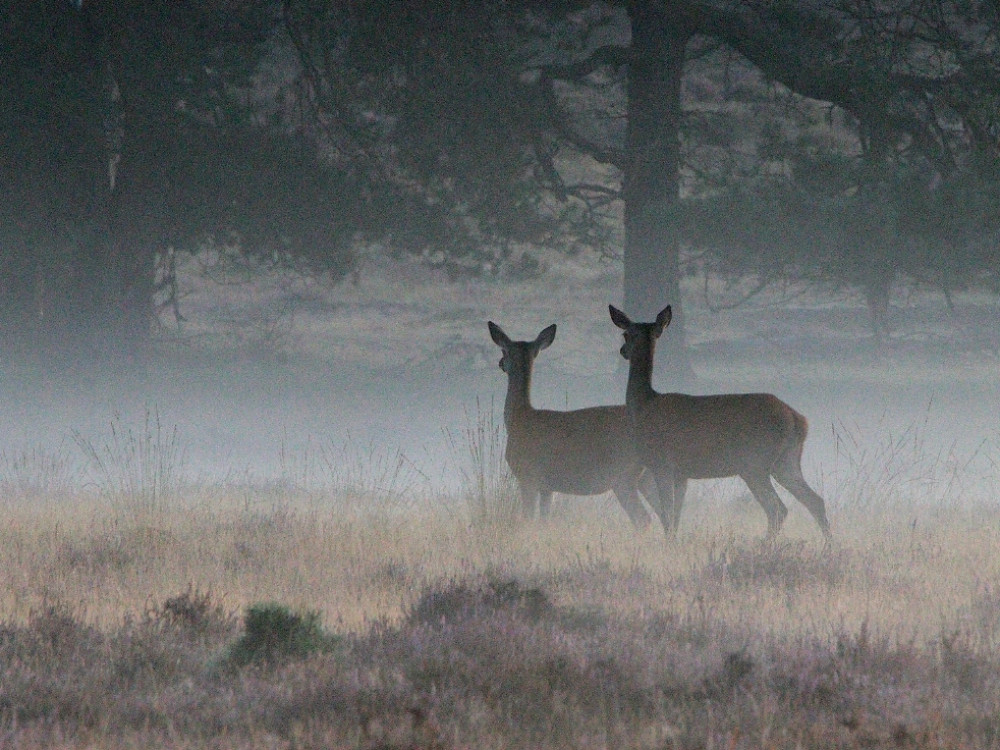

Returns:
651,468,679,537
637,468,659,512
740,473,788,539
538,490,554,519
772,464,833,541
671,477,688,531
612,478,652,530
518,482,538,519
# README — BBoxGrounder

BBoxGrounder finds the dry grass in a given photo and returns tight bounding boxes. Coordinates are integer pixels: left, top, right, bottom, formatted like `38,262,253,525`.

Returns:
0,390,997,747
2,468,1000,748
2,187,997,747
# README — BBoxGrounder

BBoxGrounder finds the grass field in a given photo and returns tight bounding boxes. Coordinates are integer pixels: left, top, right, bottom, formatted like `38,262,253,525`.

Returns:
1,251,999,747
1,404,999,749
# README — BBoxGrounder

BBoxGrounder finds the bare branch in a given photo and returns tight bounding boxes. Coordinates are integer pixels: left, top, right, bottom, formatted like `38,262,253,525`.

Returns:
565,182,621,198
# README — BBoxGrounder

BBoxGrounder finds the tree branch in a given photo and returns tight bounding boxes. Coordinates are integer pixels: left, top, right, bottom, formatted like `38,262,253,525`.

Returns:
534,77,624,168
534,43,630,81
686,0,973,165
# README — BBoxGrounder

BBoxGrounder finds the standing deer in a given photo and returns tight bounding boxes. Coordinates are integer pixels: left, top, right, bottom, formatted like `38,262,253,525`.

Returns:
488,321,655,528
608,305,832,540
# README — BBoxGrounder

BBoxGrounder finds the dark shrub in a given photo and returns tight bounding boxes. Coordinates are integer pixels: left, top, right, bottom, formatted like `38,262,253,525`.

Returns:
149,585,236,635
407,575,552,626
224,603,340,668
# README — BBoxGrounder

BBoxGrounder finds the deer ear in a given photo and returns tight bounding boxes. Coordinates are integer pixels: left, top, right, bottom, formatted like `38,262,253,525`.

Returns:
609,305,631,330
488,321,510,347
653,305,672,337
535,324,556,351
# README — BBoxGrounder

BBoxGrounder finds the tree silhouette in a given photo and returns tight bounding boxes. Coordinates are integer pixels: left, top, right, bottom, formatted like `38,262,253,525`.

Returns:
0,0,358,359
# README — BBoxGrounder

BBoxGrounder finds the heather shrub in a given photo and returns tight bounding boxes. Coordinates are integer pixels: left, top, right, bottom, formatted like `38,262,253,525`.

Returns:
407,574,552,625
368,577,657,743
701,537,850,590
146,585,237,638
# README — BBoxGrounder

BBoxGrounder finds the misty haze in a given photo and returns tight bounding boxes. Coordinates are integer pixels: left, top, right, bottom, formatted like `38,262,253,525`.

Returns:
2,2,1000,748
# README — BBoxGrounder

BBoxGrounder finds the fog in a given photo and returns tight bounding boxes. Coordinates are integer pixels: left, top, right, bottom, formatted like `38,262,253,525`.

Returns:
1,248,995,514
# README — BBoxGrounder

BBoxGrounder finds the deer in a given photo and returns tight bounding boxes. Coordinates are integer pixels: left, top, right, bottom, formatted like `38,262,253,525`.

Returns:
488,320,656,528
608,304,832,541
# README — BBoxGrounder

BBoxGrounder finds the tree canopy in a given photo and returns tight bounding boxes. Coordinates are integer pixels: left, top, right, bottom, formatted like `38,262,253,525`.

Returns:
2,0,998,364
284,0,1000,362
0,0,358,357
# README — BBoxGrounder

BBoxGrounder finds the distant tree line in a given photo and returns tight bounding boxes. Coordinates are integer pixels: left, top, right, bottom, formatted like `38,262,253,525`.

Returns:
2,1,998,365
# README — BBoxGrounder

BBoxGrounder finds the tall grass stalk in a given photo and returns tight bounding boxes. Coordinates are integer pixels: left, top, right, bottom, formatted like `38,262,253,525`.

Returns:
73,405,186,516
0,442,81,503
826,403,991,514
320,438,429,515
444,397,518,528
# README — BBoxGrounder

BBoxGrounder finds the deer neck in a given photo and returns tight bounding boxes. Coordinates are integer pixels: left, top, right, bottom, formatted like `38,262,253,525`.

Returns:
502,358,535,428
625,335,658,413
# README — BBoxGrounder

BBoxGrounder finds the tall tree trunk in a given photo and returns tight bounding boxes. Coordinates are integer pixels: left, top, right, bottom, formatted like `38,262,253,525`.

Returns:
45,2,120,355
623,1,694,384
66,5,156,360
853,120,898,346
104,129,158,357
0,2,155,362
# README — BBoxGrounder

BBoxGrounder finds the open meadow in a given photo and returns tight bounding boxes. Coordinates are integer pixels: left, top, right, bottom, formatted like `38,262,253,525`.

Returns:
1,249,999,748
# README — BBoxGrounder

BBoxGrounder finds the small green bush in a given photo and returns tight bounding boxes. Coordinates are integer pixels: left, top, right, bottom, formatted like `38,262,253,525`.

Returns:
224,602,340,668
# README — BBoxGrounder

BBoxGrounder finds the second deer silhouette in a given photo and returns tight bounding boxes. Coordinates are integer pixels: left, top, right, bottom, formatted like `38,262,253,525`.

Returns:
489,320,655,528
609,304,832,541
